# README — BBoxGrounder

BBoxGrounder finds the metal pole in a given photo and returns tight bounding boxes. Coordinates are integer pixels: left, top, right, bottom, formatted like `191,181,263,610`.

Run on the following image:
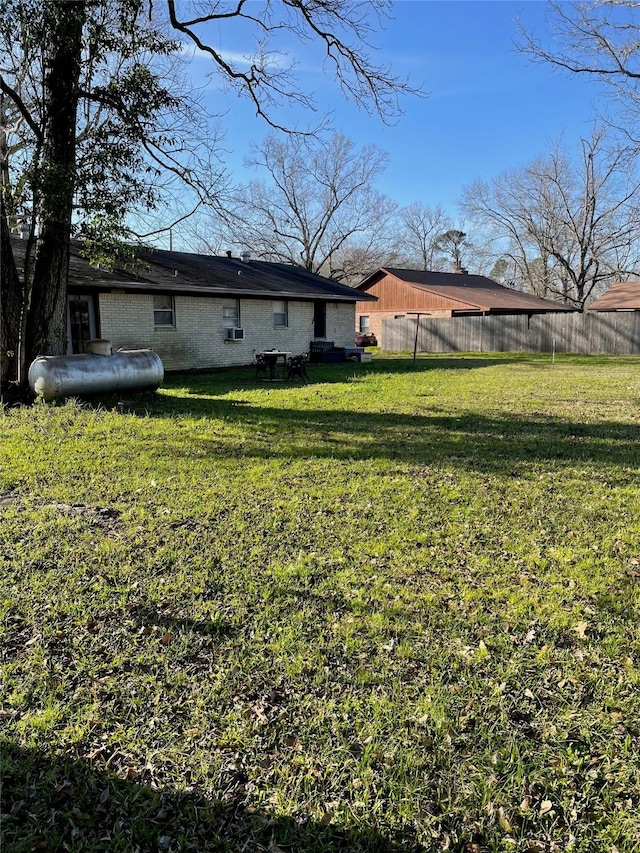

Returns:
408,312,424,366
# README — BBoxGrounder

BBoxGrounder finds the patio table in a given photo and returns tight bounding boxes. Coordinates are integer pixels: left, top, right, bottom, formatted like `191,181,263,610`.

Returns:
257,350,292,381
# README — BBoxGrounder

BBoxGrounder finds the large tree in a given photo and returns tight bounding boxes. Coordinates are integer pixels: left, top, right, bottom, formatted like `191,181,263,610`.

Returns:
1,0,416,384
461,129,640,307
212,132,398,283
0,0,213,382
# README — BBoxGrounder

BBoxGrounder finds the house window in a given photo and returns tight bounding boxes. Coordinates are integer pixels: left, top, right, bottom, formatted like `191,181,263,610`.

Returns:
222,298,240,328
359,315,370,333
273,300,288,328
154,295,175,327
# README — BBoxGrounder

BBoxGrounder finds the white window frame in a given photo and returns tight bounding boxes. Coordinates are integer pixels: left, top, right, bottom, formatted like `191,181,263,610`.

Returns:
359,315,370,333
273,300,288,329
222,298,240,329
153,294,175,327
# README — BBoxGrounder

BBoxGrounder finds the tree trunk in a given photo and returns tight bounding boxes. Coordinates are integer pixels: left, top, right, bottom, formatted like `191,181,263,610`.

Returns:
24,1,85,368
0,199,23,384
1,90,23,385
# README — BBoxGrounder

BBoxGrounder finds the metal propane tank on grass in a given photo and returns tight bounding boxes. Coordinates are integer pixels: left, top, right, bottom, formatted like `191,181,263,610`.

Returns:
28,341,164,401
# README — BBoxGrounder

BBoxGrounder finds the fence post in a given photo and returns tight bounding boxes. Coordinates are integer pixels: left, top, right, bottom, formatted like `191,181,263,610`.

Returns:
408,312,426,365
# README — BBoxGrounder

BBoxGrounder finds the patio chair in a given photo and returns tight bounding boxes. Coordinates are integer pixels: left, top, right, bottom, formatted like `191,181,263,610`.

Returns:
286,353,310,382
253,353,270,380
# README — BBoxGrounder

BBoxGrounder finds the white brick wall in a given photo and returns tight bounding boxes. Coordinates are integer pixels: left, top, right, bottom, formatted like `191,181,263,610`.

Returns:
98,293,357,370
325,301,357,346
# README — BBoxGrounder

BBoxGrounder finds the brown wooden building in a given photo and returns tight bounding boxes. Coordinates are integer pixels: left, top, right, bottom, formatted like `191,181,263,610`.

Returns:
355,267,573,344
589,280,640,311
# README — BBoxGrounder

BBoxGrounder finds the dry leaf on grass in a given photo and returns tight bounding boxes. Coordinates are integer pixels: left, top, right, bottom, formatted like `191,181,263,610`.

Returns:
497,806,512,833
539,799,553,815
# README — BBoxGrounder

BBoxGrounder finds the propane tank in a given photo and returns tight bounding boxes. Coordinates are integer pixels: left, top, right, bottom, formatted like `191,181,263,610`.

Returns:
28,349,164,401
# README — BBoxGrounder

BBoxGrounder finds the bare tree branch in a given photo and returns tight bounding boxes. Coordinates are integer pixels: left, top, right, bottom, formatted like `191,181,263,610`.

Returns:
0,74,42,141
166,0,421,126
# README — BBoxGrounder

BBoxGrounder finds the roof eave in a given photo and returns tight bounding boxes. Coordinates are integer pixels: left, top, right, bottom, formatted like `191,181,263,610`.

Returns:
69,280,374,302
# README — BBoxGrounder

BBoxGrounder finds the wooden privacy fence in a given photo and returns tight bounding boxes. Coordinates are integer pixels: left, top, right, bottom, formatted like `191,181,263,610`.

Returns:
382,312,640,356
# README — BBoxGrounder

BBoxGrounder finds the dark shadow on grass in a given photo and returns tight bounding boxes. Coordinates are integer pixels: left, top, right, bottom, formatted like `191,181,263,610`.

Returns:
74,356,640,473
1,740,427,853
142,403,640,473
127,603,233,641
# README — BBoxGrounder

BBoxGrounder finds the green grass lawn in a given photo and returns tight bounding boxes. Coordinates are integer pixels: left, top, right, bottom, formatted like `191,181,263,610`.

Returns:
2,352,640,853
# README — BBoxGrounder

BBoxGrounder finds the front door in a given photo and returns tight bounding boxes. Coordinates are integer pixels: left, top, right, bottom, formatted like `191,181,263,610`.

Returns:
68,295,97,353
313,301,326,338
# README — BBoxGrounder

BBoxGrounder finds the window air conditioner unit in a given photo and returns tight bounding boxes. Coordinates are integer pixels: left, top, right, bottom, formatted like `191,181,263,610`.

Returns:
225,327,245,341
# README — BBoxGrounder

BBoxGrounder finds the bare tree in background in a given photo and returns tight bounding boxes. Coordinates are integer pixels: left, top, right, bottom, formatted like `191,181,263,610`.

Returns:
322,234,401,286
461,129,640,308
520,1,640,141
398,202,451,270
214,133,398,283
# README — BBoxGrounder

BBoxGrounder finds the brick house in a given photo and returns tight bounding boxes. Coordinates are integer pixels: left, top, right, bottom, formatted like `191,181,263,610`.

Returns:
23,241,376,370
355,267,572,345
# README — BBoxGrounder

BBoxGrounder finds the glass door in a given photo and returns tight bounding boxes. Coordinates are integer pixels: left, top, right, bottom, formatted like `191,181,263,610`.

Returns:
68,295,97,353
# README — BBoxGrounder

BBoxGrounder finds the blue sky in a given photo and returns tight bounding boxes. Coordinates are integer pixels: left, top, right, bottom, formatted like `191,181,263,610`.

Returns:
362,1,601,212
176,1,603,238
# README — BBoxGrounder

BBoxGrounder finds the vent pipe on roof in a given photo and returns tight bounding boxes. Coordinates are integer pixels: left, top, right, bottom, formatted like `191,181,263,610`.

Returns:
226,250,232,258
240,250,251,262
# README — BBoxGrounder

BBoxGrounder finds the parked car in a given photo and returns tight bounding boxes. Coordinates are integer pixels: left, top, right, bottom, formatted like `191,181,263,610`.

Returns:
355,332,377,347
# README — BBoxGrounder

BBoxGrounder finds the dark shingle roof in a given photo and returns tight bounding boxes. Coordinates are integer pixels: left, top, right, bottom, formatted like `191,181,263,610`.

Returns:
359,268,573,313
130,248,374,301
589,281,640,311
9,237,375,303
